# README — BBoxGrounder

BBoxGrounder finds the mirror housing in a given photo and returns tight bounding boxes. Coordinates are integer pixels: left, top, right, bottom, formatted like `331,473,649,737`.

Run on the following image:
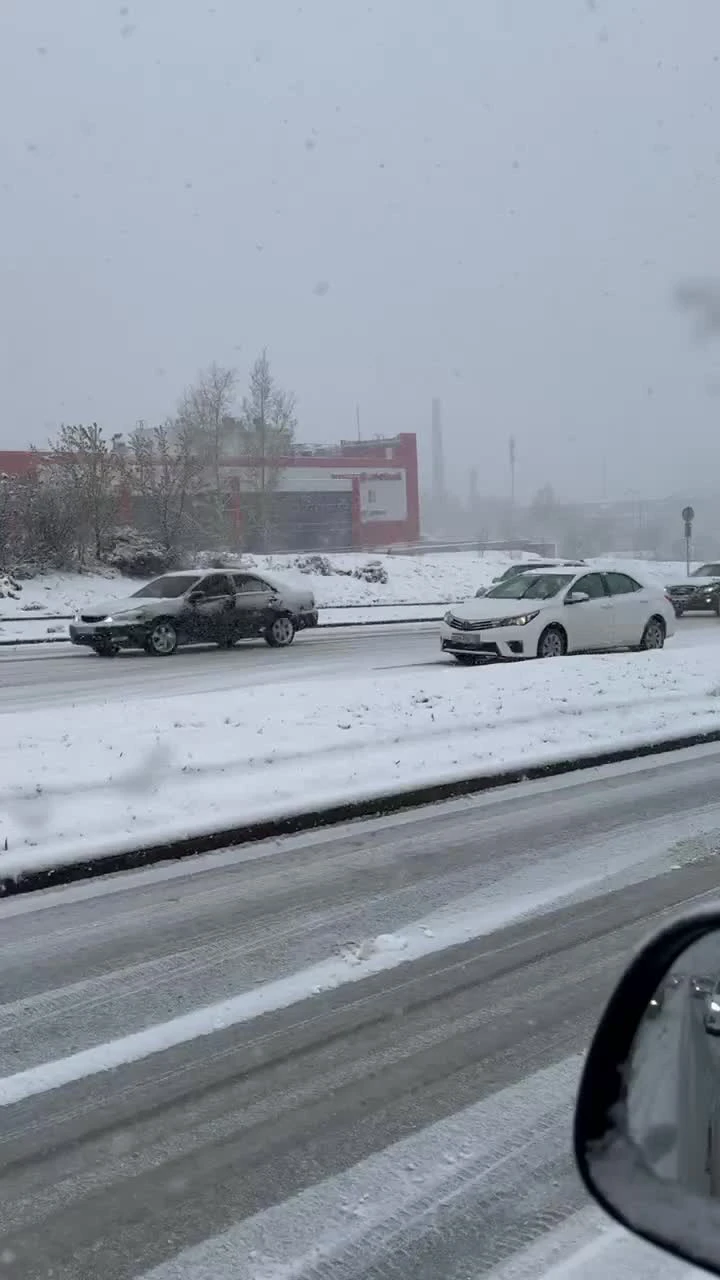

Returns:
574,909,720,1277
187,590,204,605
565,590,590,605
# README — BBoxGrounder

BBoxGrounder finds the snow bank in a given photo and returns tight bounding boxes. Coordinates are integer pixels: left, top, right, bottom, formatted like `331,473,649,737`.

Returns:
2,643,720,880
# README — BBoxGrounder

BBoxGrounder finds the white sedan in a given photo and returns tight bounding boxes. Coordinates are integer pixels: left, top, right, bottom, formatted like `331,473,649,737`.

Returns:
440,566,675,664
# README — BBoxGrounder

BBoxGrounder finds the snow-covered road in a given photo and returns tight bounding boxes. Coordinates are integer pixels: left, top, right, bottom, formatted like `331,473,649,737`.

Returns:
0,612,716,711
1,749,718,1277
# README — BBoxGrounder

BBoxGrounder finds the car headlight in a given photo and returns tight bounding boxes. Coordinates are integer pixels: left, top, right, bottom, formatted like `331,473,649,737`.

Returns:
489,611,540,628
107,610,146,624
710,1001,720,1013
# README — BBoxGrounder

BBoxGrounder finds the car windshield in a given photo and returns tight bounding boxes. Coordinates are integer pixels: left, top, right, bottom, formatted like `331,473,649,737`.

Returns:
695,565,720,577
485,573,574,600
131,574,202,599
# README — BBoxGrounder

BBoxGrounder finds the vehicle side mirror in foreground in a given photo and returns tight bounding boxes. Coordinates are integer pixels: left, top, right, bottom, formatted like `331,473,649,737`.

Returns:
565,590,590,605
574,910,720,1277
475,588,487,597
187,590,204,605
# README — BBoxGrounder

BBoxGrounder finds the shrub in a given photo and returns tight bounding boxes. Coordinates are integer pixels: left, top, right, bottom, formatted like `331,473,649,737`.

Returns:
104,527,180,578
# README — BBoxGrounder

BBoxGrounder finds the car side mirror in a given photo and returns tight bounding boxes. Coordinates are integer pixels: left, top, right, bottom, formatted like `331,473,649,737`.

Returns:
565,590,590,605
491,576,500,583
574,910,720,1277
475,587,487,597
187,590,204,605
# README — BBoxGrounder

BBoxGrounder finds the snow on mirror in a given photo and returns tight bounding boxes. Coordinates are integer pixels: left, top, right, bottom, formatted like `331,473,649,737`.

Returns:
627,931,720,1197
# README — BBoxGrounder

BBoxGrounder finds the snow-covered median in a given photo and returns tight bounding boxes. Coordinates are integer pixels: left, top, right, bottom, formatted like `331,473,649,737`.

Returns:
2,644,720,880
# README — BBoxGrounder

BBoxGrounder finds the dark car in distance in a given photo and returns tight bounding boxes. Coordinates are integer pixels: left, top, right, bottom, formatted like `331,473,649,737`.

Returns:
475,560,586,598
666,562,720,617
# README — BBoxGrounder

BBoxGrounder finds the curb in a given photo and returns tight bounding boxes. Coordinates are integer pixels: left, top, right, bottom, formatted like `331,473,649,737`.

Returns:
3,726,720,898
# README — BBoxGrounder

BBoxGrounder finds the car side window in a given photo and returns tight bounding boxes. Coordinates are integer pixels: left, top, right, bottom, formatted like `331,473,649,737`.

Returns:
604,572,642,595
571,573,607,600
232,575,271,594
200,573,232,598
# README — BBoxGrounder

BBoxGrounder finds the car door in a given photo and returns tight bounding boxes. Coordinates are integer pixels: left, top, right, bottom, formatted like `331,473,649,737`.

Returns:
602,571,649,647
563,572,614,651
186,573,236,643
231,574,276,638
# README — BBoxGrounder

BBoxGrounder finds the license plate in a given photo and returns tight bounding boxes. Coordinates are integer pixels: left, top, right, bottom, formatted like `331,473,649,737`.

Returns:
451,634,474,646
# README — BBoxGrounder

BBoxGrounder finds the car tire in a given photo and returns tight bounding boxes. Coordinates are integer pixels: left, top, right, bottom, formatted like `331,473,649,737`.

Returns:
639,616,665,651
536,625,566,659
265,614,296,647
92,642,118,657
453,653,480,665
145,619,179,657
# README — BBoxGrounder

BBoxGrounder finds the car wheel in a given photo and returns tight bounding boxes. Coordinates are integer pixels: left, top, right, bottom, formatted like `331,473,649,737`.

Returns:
453,653,480,665
674,606,684,618
92,642,118,657
145,619,179,656
639,616,665,651
265,614,296,647
536,625,566,659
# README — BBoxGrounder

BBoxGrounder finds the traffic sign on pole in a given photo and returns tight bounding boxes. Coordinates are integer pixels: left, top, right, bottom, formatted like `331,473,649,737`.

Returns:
682,506,695,576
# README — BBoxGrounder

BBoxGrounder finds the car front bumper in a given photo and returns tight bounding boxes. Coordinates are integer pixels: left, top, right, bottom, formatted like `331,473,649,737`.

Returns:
439,620,527,660
69,622,148,649
668,590,720,613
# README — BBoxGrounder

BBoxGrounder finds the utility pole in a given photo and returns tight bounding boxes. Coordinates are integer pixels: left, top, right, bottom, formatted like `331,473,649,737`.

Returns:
356,403,361,442
431,398,446,505
509,436,516,537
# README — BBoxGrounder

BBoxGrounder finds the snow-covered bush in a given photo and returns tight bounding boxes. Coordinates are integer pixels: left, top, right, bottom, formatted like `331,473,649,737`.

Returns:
104,528,179,578
294,554,335,576
352,559,388,585
0,574,21,600
293,555,389,585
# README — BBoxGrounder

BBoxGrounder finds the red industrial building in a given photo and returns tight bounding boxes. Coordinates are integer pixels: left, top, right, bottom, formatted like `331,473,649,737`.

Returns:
0,432,420,551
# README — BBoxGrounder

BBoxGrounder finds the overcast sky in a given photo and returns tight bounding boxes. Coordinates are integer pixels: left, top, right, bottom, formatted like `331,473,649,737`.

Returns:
2,0,720,502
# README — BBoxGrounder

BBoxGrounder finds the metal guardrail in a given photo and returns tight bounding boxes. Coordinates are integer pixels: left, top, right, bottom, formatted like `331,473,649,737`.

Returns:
0,602,460,647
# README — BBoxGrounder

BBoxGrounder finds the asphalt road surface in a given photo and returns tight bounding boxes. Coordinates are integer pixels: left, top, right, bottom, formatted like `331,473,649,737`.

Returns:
3,746,720,1278
0,613,716,712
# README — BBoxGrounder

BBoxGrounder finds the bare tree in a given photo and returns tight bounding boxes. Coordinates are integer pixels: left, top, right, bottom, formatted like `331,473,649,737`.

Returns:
48,422,120,559
0,467,86,571
123,422,204,553
176,363,237,539
237,350,297,550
